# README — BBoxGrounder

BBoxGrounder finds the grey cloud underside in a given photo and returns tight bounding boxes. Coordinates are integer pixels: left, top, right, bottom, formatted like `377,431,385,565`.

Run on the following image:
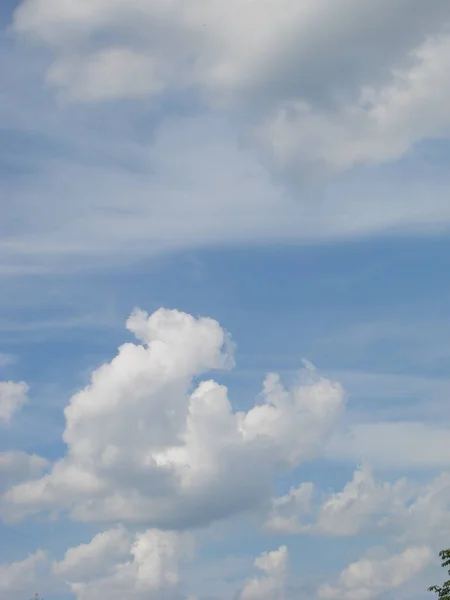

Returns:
12,0,450,107
2,1,450,272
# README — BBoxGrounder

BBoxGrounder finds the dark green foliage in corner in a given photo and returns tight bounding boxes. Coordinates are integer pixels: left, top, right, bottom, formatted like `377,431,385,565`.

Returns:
429,549,450,599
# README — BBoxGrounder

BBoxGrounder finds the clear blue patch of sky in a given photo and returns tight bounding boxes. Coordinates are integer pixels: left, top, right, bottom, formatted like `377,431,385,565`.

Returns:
2,233,450,393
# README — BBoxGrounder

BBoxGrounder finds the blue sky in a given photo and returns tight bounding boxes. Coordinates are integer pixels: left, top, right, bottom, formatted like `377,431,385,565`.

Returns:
2,2,450,599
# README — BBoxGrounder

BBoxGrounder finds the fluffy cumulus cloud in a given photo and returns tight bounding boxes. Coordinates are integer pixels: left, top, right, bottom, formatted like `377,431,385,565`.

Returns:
266,466,412,536
53,527,193,600
0,307,448,599
3,535,287,600
0,380,28,424
258,34,450,170
317,546,432,600
386,472,450,543
0,451,49,493
266,466,450,545
265,481,315,535
240,546,288,600
1,308,345,528
0,550,48,600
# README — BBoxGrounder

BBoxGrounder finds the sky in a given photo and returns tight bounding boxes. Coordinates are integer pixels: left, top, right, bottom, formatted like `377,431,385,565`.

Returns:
2,1,450,598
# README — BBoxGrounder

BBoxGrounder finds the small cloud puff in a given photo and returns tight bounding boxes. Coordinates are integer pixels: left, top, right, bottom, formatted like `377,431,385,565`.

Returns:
0,381,29,424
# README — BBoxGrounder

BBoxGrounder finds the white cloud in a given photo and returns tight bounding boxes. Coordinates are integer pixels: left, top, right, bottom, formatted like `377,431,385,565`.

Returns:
12,0,450,171
317,546,432,600
0,451,49,493
240,546,288,600
267,466,450,547
258,34,450,170
265,481,315,535
53,527,193,600
13,0,450,104
53,527,131,583
0,550,48,600
382,472,450,544
0,381,29,424
1,308,345,528
47,47,167,103
3,0,450,275
266,466,413,536
312,467,409,537
3,112,450,274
